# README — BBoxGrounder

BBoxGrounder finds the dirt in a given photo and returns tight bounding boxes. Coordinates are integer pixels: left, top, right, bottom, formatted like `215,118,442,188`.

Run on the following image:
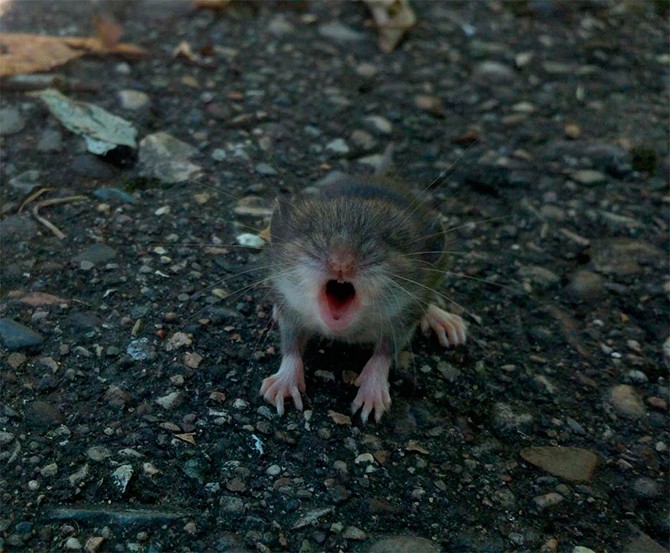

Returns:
0,1,668,552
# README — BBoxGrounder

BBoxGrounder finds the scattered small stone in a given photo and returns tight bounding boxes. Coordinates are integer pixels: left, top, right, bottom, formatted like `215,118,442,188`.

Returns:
566,271,604,301
518,265,560,290
364,115,393,135
139,132,202,184
647,396,668,411
118,90,150,111
591,239,662,276
164,332,192,351
87,446,112,462
342,526,367,540
0,431,15,445
318,22,365,42
25,400,63,428
414,95,444,117
220,495,245,516
473,61,515,83
65,537,82,550
292,507,334,529
564,123,581,139
183,352,203,369
72,244,117,266
268,14,295,36
9,170,41,194
0,318,44,350
156,391,184,410
325,138,350,155
354,453,375,464
40,463,58,477
573,547,596,553
93,187,137,205
104,385,132,407
570,169,606,186
533,492,564,510
265,464,281,476
0,106,25,135
632,477,661,499
622,530,669,553
84,536,105,553
69,464,90,487
608,385,646,418
111,464,134,494
491,402,533,436
7,352,27,368
236,233,265,249
520,447,599,482
368,536,440,553
126,338,156,361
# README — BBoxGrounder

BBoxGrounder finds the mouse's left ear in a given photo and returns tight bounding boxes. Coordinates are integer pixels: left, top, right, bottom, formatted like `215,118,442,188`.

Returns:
270,195,295,241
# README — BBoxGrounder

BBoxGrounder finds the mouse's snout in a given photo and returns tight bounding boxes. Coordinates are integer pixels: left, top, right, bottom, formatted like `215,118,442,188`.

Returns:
327,247,356,282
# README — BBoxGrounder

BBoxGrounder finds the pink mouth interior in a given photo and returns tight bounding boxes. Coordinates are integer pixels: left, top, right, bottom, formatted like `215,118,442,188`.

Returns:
325,280,356,320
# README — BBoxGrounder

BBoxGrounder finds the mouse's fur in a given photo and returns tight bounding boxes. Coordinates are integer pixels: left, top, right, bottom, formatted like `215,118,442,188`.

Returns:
260,174,466,422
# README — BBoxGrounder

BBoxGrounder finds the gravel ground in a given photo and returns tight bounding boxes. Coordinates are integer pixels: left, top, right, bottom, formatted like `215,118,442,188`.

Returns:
1,1,669,552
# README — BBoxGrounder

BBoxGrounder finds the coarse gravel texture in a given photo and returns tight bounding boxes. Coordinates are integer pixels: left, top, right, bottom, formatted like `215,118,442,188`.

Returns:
0,1,669,552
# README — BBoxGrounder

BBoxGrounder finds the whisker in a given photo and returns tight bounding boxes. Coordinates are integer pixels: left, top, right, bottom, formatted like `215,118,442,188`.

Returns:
387,271,481,324
407,214,515,247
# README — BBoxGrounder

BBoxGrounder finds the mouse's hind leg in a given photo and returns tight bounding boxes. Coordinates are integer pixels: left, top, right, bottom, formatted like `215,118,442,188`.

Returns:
421,304,467,347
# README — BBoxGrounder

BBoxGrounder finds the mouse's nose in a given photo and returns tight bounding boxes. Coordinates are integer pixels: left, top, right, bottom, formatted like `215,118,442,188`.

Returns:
327,248,355,282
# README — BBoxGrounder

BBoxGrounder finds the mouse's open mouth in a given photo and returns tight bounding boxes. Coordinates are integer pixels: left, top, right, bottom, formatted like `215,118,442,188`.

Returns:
325,280,356,320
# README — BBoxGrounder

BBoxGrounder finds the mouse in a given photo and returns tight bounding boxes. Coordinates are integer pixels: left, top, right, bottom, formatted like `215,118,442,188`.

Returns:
259,166,467,423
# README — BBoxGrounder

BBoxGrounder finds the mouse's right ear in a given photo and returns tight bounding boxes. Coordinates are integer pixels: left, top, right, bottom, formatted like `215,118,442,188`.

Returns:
270,195,295,241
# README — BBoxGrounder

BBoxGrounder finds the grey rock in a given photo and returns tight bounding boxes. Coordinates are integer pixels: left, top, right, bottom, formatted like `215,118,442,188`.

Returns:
9,170,41,194
156,391,184,410
104,385,133,407
473,61,516,83
0,106,25,135
368,536,440,553
0,318,45,350
111,464,134,494
608,385,646,418
566,270,604,301
126,338,157,361
46,506,190,525
0,214,38,243
520,446,599,482
364,115,393,135
93,187,137,205
72,244,117,265
491,402,533,436
591,239,663,275
220,495,246,516
622,529,669,553
533,492,564,510
25,400,63,428
87,446,112,462
325,138,350,155
0,431,15,445
268,14,295,36
518,265,560,290
118,90,150,111
318,22,365,43
570,169,606,186
255,162,277,176
632,477,661,499
37,129,63,152
139,132,202,184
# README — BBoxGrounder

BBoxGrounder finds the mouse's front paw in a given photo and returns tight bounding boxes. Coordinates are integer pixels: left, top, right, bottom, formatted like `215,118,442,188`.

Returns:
259,355,305,416
351,372,391,424
421,304,467,347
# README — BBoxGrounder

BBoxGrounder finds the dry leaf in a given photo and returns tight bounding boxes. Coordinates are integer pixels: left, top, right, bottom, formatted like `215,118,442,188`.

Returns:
363,0,417,53
8,290,71,306
373,450,389,465
0,32,148,78
92,15,123,48
175,432,197,445
405,440,430,454
342,370,358,385
327,410,352,426
184,352,203,369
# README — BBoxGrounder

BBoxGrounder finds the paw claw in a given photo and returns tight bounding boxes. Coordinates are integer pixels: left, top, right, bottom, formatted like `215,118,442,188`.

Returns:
259,354,305,416
422,304,467,348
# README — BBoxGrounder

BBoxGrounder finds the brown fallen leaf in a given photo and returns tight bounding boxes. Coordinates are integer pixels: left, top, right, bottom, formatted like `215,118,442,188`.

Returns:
0,33,148,78
328,410,352,426
363,0,417,53
8,291,71,306
175,432,197,445
92,15,123,48
405,440,429,454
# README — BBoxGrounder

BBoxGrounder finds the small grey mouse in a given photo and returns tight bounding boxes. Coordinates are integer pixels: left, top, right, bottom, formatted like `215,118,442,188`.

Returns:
259,163,467,423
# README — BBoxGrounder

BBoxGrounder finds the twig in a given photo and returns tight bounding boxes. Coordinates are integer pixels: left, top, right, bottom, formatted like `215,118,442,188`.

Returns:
31,196,90,240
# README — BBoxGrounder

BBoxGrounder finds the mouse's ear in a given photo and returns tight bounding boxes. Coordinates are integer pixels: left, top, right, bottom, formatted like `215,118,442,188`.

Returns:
270,195,295,241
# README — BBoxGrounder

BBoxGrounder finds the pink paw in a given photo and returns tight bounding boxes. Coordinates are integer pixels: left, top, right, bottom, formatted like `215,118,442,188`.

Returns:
259,355,305,416
421,304,467,347
351,356,391,423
